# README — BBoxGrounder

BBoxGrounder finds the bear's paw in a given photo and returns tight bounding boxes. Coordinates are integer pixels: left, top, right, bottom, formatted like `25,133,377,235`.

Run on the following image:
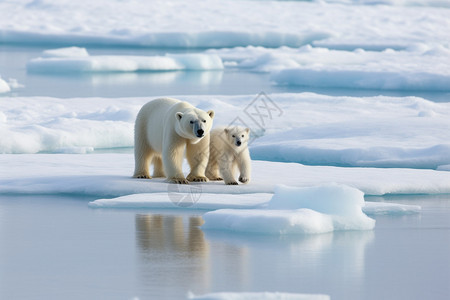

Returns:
238,176,250,184
187,174,209,182
225,181,239,185
169,177,190,184
133,174,151,179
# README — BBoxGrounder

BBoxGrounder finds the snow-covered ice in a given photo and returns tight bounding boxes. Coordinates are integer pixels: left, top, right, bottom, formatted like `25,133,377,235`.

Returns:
1,0,449,50
1,153,449,197
27,47,224,73
1,94,449,170
188,291,330,300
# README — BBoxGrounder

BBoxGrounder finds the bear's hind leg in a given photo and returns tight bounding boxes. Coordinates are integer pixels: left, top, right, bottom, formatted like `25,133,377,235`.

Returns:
152,156,166,178
133,143,154,179
206,160,222,181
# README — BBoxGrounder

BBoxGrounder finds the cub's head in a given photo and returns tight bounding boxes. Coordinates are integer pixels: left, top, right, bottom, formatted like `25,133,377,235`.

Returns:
175,108,214,142
224,126,250,148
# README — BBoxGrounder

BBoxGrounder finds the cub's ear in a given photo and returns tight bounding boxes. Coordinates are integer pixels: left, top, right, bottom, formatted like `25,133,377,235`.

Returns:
224,128,229,134
245,127,250,133
207,110,215,119
176,112,183,120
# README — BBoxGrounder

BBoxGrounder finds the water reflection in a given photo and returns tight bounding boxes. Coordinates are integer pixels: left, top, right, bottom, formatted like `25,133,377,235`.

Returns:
135,214,211,298
204,230,374,294
135,213,374,298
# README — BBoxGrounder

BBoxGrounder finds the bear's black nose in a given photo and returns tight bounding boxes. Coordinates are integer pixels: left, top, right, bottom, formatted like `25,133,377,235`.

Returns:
236,140,242,146
196,129,204,137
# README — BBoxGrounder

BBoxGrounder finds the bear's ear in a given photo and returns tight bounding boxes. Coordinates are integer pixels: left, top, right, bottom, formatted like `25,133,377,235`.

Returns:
245,127,250,133
207,110,215,119
224,128,229,134
176,112,183,120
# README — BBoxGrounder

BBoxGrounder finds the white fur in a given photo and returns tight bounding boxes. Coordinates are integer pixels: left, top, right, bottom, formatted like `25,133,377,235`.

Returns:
133,97,214,184
206,126,251,185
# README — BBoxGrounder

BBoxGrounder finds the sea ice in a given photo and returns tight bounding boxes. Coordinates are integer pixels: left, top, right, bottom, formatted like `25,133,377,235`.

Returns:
0,0,449,49
89,191,421,216
201,184,376,234
2,154,450,197
208,45,450,91
1,94,450,170
28,47,224,73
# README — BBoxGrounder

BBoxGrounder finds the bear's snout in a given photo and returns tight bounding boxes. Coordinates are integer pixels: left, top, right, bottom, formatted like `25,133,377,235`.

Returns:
196,129,204,137
236,140,242,146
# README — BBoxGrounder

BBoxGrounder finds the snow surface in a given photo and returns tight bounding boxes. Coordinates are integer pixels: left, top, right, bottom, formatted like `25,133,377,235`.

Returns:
1,94,449,170
201,184,376,234
188,291,330,300
1,0,449,50
1,154,449,197
28,47,223,73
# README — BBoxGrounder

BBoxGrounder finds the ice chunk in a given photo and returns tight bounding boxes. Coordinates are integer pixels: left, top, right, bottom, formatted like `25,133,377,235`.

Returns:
41,46,89,58
0,77,11,93
202,184,376,235
187,291,330,300
271,68,450,91
89,193,271,210
27,49,224,73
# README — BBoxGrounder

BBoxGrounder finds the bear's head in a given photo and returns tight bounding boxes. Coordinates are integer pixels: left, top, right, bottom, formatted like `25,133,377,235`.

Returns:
224,126,250,149
175,108,214,142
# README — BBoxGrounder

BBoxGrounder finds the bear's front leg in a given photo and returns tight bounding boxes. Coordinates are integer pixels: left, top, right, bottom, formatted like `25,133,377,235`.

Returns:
163,141,189,184
186,136,210,182
219,156,238,185
237,149,251,184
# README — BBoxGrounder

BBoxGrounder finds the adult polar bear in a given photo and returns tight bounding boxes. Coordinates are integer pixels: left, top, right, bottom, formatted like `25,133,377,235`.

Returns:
133,98,214,184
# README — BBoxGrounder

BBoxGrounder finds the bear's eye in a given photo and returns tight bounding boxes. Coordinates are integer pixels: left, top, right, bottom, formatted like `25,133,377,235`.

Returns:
241,135,244,137
190,120,194,124
202,120,206,123
232,135,235,138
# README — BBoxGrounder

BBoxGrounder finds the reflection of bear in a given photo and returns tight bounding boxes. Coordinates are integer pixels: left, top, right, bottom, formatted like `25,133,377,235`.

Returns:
135,214,210,297
206,126,251,185
133,98,214,184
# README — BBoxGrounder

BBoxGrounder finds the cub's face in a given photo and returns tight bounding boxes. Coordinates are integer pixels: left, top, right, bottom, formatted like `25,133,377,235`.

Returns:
224,126,250,148
175,108,214,141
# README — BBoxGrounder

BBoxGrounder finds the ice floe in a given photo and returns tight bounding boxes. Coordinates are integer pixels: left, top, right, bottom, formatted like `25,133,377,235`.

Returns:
1,154,450,197
89,190,421,216
208,45,450,91
28,47,223,73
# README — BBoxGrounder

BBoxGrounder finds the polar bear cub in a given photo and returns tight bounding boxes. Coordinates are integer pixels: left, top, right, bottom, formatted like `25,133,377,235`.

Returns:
206,126,251,185
133,97,214,184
